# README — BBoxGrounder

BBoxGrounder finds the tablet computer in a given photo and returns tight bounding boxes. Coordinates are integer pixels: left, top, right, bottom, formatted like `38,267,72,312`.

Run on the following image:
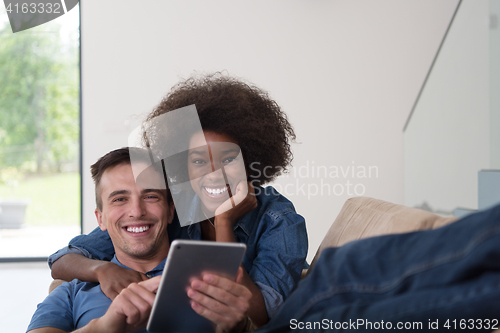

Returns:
147,240,247,333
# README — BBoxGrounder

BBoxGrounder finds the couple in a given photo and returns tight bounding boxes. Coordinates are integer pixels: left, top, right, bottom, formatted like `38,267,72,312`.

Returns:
29,74,500,332
29,74,309,332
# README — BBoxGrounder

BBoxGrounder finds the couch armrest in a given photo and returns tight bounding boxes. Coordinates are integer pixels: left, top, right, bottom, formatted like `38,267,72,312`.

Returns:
48,279,66,294
308,197,457,274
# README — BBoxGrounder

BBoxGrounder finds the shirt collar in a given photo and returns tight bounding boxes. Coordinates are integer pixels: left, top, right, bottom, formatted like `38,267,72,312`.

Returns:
111,255,166,276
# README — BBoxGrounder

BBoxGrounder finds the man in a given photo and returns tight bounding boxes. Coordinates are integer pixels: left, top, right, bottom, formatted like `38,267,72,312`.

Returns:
27,148,252,333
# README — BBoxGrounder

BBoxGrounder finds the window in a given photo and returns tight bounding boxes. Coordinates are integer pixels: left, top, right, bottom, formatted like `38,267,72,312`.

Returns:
0,5,80,260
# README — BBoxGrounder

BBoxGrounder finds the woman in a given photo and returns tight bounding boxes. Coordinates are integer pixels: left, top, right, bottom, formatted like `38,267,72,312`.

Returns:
49,74,308,326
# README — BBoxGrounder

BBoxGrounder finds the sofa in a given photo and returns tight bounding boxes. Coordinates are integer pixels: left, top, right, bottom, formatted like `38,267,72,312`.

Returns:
304,196,498,332
306,196,457,273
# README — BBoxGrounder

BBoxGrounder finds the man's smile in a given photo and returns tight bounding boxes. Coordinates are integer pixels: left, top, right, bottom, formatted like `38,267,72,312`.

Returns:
121,222,155,236
126,225,150,233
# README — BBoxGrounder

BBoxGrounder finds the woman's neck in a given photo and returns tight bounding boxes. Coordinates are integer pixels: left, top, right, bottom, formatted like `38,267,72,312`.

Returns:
200,219,216,241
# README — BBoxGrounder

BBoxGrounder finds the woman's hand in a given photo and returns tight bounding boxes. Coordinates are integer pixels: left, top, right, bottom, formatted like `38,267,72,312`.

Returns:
211,182,267,326
94,262,148,300
214,181,257,228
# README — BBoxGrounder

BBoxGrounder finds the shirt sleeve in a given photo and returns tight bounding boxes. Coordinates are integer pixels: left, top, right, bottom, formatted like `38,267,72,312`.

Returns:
248,208,308,318
26,282,76,332
255,281,284,318
47,227,115,268
48,244,94,269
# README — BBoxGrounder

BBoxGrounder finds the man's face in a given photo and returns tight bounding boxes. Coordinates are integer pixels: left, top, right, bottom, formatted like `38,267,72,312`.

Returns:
95,162,172,261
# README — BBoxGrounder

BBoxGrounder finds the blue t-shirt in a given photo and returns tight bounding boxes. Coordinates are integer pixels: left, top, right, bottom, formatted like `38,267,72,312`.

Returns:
48,186,308,318
28,256,165,332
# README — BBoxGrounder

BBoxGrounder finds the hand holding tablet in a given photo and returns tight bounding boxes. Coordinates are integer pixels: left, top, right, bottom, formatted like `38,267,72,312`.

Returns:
147,240,248,333
188,267,252,333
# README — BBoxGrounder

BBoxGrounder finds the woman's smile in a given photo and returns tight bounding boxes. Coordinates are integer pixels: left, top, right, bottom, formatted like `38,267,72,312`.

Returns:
188,131,246,214
203,185,229,197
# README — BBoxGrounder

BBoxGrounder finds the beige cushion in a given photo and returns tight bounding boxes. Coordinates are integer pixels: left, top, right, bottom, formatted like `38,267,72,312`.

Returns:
49,279,65,294
305,197,500,333
308,196,457,272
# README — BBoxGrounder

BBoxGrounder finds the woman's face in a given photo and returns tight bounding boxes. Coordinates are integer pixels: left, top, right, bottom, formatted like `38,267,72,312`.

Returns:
187,131,247,214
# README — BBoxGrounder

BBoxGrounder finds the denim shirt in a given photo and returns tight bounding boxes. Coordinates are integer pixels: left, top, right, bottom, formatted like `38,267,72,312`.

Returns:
48,186,308,318
28,256,164,333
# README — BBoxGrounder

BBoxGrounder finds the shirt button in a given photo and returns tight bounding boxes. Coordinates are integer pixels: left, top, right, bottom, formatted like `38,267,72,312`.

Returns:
146,274,152,278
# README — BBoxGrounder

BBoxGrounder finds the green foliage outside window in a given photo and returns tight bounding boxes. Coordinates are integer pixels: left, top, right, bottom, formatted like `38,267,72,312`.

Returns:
0,20,79,179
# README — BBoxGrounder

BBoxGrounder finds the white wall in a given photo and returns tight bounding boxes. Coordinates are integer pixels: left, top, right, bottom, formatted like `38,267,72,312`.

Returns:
404,0,490,213
82,0,459,261
491,0,500,169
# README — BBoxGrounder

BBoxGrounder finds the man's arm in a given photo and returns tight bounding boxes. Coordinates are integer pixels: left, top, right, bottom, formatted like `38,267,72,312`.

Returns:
51,253,147,300
30,274,252,333
79,280,158,333
49,227,146,299
30,278,159,333
90,274,252,333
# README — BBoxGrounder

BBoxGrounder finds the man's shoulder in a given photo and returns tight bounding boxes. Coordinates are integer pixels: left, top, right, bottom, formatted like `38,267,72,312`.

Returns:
28,280,109,332
50,279,101,300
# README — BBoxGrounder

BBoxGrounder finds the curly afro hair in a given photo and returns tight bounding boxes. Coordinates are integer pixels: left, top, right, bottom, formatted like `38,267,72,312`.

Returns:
144,73,296,186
